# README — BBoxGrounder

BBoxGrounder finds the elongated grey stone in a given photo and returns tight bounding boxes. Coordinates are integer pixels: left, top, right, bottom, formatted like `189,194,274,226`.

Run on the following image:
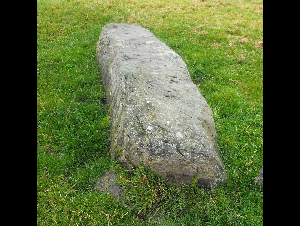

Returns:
96,23,227,189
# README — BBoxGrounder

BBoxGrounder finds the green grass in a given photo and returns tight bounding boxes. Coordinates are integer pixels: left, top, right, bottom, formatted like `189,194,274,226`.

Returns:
37,0,263,224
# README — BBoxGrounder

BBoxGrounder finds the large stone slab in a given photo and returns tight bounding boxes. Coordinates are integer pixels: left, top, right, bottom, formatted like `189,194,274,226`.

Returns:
96,23,227,189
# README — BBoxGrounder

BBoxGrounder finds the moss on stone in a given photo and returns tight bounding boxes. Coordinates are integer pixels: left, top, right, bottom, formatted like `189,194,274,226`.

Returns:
117,146,123,159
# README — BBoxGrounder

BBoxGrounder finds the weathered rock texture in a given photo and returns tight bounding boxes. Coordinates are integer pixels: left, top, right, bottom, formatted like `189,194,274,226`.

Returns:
94,171,125,200
96,23,227,189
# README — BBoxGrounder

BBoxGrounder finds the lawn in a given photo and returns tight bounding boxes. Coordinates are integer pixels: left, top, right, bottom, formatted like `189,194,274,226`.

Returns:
37,0,263,225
